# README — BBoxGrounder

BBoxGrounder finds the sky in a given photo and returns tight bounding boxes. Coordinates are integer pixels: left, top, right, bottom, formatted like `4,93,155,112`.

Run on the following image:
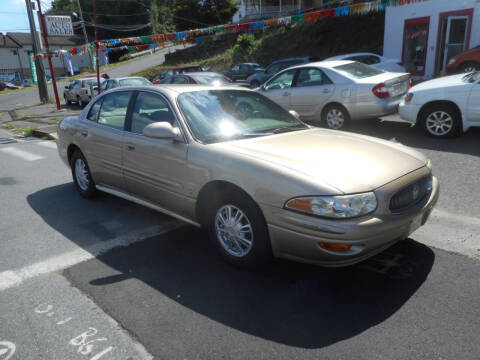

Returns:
0,0,53,34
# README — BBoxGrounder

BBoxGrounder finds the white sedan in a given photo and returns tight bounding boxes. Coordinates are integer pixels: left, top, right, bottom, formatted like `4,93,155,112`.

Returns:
399,71,480,138
325,53,406,73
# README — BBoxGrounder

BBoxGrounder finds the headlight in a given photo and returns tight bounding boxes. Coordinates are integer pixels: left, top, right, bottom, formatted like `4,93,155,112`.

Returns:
285,192,377,219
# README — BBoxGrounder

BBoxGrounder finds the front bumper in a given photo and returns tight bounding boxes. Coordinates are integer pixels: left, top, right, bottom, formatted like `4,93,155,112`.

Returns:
264,171,439,267
399,101,422,125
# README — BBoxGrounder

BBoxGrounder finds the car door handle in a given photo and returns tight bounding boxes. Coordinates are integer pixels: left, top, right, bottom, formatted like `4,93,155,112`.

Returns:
126,144,135,151
80,130,88,137
283,92,290,96
322,89,331,94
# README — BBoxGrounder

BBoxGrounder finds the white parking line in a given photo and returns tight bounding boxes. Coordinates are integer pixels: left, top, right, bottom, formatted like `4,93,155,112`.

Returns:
0,147,45,161
0,220,183,292
34,140,57,149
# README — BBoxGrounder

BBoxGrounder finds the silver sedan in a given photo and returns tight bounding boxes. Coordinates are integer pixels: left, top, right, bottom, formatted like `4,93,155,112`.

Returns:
256,60,410,130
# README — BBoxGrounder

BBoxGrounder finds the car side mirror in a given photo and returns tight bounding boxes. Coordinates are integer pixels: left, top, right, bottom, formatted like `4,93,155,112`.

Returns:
143,122,182,141
289,110,300,120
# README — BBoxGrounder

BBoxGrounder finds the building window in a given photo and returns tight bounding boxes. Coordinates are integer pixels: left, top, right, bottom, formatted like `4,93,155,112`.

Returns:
402,17,430,76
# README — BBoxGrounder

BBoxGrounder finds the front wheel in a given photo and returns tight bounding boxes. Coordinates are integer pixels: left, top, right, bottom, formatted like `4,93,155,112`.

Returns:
208,192,272,268
420,104,462,138
70,150,96,198
77,96,85,108
322,104,350,130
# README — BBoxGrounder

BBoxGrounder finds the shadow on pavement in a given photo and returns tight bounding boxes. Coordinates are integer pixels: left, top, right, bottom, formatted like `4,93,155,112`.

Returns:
309,119,480,157
65,224,434,349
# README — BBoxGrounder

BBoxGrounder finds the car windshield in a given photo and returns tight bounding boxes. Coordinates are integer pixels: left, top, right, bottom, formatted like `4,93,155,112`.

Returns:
177,90,308,144
190,74,232,86
182,66,202,73
333,62,384,79
82,79,98,87
119,78,152,86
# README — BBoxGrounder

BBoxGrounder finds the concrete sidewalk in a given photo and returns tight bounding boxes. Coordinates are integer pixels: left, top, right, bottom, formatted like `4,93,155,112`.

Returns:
0,103,81,140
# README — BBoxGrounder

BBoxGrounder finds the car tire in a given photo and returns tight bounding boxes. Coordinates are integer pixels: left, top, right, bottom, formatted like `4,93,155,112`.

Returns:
459,62,480,73
70,150,96,198
420,104,462,138
77,96,84,108
207,191,272,268
64,95,71,105
321,104,350,130
250,80,260,89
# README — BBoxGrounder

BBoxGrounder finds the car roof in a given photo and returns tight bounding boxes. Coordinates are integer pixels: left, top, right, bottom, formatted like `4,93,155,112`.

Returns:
153,84,251,93
115,76,146,81
271,57,313,64
183,72,226,76
291,60,355,69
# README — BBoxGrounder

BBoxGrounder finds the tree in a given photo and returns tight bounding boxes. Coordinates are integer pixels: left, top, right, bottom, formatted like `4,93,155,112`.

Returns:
173,0,239,31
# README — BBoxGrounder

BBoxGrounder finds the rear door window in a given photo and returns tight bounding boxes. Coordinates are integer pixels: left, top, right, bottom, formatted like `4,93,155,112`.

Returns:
97,91,133,130
295,68,332,87
264,69,297,90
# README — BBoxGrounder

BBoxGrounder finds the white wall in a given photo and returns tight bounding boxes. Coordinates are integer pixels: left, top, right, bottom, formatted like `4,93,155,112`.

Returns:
383,0,480,79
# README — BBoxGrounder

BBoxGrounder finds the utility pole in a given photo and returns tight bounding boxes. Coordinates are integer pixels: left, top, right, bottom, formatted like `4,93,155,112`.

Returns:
75,0,94,70
36,0,61,110
25,0,49,103
94,0,101,94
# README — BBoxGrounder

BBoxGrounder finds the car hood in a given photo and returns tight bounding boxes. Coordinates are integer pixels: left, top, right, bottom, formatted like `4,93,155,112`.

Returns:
213,129,427,194
411,74,466,92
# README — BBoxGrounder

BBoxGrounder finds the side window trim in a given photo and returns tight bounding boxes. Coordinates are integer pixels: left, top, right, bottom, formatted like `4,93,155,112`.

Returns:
86,96,104,122
124,90,139,132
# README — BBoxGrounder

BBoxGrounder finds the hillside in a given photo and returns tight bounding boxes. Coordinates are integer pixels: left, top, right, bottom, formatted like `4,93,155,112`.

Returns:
134,13,385,79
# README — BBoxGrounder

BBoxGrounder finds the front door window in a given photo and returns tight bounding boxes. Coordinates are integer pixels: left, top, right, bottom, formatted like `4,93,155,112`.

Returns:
402,17,430,76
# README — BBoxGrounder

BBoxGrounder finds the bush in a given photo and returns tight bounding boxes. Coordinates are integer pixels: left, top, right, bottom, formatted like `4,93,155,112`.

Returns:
232,33,256,63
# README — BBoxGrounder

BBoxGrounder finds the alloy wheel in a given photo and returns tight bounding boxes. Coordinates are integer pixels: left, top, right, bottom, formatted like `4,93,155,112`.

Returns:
215,205,253,257
326,109,345,129
425,111,453,136
75,158,90,191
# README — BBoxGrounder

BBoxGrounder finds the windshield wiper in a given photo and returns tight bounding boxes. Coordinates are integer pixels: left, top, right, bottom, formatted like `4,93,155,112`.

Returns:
272,125,309,134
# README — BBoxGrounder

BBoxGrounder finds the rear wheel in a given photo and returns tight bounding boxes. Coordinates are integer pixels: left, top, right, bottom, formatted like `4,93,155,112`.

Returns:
420,104,462,138
64,94,71,105
207,191,272,268
77,96,84,108
322,104,350,130
459,62,480,73
70,150,96,198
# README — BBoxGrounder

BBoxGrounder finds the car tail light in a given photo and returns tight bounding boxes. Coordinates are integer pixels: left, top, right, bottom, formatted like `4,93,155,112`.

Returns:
408,77,413,89
372,83,390,98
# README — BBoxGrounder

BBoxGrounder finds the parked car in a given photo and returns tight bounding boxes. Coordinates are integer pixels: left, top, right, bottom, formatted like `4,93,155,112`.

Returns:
63,78,99,107
399,71,480,138
256,60,410,130
57,85,438,268
0,81,23,90
152,65,204,84
247,57,319,88
223,63,262,81
445,46,480,75
97,76,151,95
159,72,234,86
324,52,406,73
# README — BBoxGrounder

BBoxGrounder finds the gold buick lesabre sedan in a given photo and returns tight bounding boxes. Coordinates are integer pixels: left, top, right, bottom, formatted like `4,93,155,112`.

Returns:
57,85,439,268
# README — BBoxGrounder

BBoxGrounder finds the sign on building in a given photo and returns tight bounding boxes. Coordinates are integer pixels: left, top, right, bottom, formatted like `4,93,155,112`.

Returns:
45,15,73,36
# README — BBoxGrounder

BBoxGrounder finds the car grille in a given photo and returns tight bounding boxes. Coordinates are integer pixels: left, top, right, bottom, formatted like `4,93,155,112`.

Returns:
389,175,432,213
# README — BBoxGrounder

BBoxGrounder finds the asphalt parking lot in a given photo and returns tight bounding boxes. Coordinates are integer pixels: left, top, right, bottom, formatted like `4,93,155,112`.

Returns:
0,118,479,359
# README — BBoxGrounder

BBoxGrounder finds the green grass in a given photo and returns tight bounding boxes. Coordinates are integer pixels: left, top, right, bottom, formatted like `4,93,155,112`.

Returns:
3,123,15,130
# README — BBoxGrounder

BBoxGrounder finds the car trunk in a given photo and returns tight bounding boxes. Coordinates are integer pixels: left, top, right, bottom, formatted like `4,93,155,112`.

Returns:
359,73,410,98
